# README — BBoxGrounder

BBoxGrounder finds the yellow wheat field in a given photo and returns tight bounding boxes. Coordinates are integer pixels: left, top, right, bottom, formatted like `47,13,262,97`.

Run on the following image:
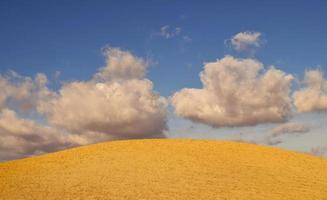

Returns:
1,139,327,200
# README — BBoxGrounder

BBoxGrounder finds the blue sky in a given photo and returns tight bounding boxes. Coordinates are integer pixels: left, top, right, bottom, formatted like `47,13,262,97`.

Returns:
1,0,327,95
0,0,327,160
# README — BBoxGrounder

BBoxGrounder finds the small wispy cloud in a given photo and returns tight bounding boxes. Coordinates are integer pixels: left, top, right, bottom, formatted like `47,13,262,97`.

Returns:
158,25,192,42
160,25,182,39
226,31,263,53
264,123,310,145
270,123,310,137
182,35,192,42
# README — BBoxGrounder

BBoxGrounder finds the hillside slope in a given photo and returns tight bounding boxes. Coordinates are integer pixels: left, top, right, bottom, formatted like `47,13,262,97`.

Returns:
1,139,327,199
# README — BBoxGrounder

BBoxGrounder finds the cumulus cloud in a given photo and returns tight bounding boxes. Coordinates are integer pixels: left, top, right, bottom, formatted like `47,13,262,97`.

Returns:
0,72,72,160
0,71,55,113
0,48,167,161
294,69,327,113
94,48,147,81
40,48,167,138
41,80,167,138
172,55,294,128
229,31,262,52
0,109,85,161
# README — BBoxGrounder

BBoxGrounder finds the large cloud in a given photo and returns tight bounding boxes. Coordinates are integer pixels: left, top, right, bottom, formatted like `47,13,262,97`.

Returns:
0,72,53,111
0,48,167,161
294,69,327,113
0,72,72,161
172,55,294,127
0,109,85,161
40,48,167,138
230,31,262,52
40,80,167,138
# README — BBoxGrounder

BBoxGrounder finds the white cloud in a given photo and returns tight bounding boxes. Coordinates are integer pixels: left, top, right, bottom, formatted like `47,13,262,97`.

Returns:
0,71,55,112
172,55,294,127
41,79,167,138
230,31,262,52
94,48,147,81
0,73,82,161
0,48,167,161
294,69,327,113
0,109,84,161
40,48,167,138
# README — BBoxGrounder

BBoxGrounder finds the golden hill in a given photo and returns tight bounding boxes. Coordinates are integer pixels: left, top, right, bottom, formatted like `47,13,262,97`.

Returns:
1,139,327,200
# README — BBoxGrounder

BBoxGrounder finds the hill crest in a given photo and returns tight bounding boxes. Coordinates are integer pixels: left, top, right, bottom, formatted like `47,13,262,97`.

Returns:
1,139,327,200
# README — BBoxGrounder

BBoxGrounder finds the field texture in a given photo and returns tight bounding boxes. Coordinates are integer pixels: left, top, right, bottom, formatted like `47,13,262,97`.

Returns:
1,139,327,199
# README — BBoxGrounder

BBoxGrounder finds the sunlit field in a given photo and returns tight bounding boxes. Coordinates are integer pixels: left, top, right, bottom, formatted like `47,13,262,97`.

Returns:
1,139,326,200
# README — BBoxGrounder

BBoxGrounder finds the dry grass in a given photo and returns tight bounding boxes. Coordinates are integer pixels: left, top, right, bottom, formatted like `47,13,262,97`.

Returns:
1,139,327,199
